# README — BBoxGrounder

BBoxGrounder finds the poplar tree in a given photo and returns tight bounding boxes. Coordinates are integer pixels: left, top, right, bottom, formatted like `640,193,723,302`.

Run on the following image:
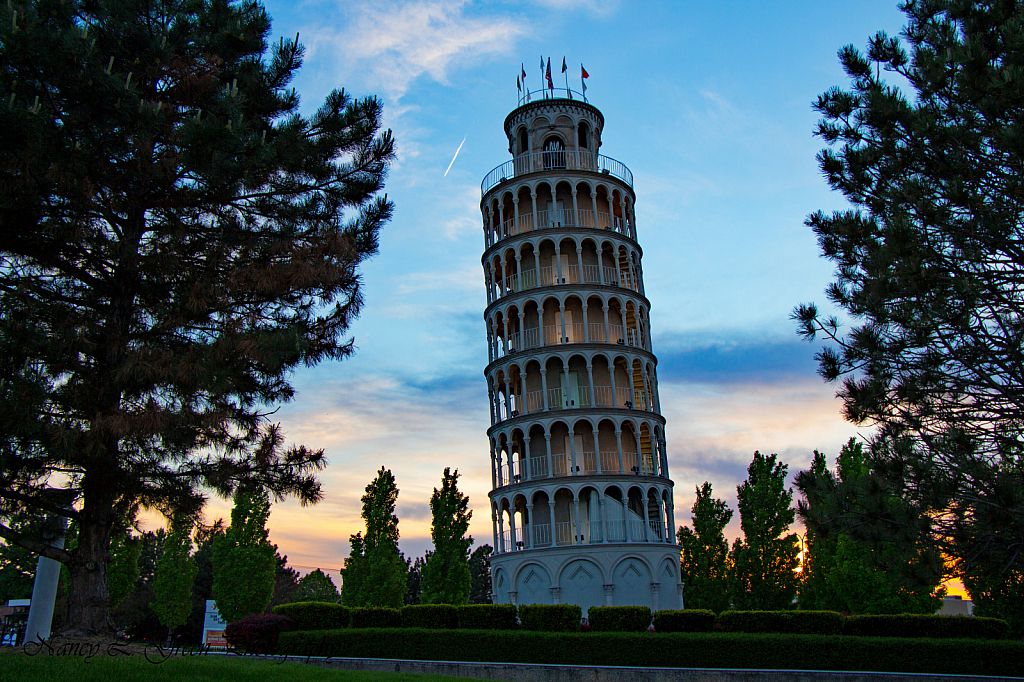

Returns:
0,0,393,634
340,468,406,607
792,0,1023,627
729,452,800,610
421,468,472,605
152,518,198,635
211,488,276,622
677,482,733,613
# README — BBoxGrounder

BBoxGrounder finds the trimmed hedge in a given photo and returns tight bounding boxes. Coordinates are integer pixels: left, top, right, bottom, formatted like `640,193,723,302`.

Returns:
588,606,651,632
276,628,1024,676
457,604,518,630
653,609,715,633
402,604,458,629
349,606,401,628
718,610,843,635
844,614,1009,639
519,604,581,632
272,602,349,631
223,613,293,654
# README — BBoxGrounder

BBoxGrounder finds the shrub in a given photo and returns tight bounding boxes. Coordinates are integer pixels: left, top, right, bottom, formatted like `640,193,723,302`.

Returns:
277,628,1024,676
843,614,1008,639
272,602,349,631
718,610,843,635
653,609,715,633
519,604,581,632
402,604,458,629
349,607,402,628
457,604,518,630
223,613,293,654
588,606,651,632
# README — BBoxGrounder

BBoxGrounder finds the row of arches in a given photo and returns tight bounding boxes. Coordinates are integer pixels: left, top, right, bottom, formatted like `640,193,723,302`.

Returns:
491,482,676,554
492,553,681,613
482,179,635,247
490,416,668,486
484,235,644,305
488,353,660,425
511,113,599,158
487,292,650,362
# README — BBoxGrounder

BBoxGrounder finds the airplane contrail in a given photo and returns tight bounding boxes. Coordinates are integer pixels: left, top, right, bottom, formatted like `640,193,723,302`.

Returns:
444,136,467,177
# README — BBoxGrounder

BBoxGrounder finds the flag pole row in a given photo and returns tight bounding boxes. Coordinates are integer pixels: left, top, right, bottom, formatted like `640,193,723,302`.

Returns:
516,57,589,105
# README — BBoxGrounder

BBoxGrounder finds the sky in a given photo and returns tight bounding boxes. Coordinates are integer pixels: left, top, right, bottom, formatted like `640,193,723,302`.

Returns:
175,0,925,587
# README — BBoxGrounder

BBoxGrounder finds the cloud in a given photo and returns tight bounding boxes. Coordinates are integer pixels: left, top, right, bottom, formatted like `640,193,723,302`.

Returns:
527,0,620,14
655,335,824,385
305,1,526,100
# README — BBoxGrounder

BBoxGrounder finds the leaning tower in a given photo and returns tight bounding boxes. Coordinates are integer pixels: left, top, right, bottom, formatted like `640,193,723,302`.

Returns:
480,84,682,615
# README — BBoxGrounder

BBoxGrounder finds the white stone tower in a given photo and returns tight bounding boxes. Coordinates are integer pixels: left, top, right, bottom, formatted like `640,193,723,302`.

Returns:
480,85,682,615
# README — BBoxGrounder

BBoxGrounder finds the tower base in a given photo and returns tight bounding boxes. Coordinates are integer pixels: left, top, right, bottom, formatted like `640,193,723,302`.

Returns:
491,543,682,616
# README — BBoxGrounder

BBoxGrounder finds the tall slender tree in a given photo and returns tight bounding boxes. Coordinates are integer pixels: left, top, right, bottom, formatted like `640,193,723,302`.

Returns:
340,468,406,607
468,545,493,604
152,518,198,636
729,452,801,610
0,0,393,634
677,482,733,613
293,569,339,603
421,468,472,605
211,487,276,622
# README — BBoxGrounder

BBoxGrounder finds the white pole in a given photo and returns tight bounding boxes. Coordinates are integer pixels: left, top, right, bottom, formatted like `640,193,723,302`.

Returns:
25,516,68,643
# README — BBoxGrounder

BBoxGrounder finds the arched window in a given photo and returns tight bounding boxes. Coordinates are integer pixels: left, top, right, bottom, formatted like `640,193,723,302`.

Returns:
577,121,589,149
543,136,565,169
518,128,529,155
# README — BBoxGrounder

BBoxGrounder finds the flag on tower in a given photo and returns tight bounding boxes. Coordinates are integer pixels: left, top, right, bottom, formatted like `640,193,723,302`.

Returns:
581,63,589,100
517,75,521,91
561,57,567,73
522,64,528,101
545,57,553,91
562,57,571,99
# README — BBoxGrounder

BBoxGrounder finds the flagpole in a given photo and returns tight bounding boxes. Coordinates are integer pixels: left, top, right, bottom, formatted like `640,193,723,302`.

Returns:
563,61,570,97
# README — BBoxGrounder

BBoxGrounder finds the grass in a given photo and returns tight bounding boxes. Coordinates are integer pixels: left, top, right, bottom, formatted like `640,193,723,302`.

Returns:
0,651,481,682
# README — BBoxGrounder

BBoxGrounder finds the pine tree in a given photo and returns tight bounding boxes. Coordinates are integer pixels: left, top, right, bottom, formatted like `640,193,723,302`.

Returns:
0,0,393,634
340,468,406,607
791,0,1024,627
677,482,733,613
211,488,276,622
729,452,800,610
294,569,339,603
421,468,472,605
152,519,198,635
796,440,945,614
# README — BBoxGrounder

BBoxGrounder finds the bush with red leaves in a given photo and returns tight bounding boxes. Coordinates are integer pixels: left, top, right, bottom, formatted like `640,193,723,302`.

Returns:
224,613,295,654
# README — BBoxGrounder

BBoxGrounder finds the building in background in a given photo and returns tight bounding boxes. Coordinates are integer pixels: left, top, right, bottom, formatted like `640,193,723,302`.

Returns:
480,83,682,614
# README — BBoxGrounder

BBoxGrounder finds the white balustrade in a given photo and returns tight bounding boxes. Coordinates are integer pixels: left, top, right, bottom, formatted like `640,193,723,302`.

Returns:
530,456,549,478
600,450,620,472
554,522,574,546
532,523,552,547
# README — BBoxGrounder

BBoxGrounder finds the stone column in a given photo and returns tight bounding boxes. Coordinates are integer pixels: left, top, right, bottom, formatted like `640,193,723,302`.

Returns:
615,429,624,474
573,494,582,544
603,584,615,606
544,433,554,479
540,368,550,411
650,582,661,612
525,502,534,549
591,423,601,474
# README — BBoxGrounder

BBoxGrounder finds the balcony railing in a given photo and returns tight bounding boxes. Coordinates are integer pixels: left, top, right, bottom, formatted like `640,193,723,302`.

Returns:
494,263,640,298
482,151,633,195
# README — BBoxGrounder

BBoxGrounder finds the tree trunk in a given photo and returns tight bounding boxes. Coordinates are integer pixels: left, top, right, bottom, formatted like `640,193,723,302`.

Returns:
65,503,115,636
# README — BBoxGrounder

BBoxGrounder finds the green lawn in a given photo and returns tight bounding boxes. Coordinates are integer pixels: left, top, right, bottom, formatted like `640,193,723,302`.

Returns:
0,653,479,682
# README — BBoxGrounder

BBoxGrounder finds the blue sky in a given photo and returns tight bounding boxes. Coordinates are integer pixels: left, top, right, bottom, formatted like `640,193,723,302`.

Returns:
187,0,913,579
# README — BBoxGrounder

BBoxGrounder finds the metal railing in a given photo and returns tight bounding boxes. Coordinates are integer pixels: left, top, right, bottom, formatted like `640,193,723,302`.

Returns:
482,150,633,194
